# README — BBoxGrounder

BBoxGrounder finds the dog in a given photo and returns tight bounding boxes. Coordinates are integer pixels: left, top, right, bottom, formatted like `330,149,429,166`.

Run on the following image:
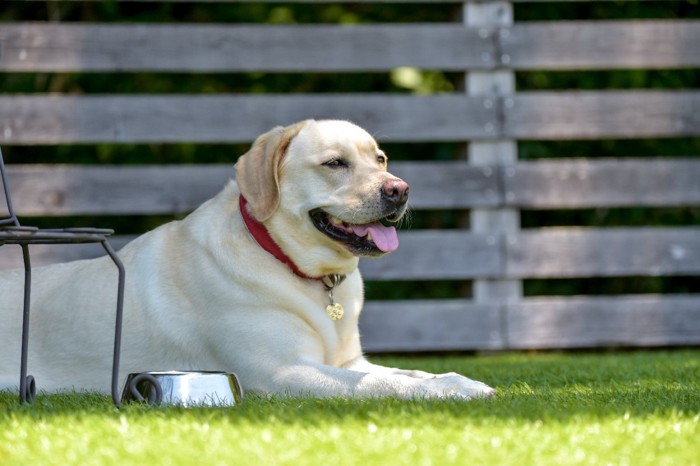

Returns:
0,120,495,400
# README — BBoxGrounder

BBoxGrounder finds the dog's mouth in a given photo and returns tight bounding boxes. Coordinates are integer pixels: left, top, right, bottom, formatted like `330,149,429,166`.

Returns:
309,209,402,256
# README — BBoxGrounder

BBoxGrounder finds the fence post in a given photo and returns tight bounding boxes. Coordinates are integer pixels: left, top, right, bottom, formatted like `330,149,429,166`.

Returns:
464,1,521,346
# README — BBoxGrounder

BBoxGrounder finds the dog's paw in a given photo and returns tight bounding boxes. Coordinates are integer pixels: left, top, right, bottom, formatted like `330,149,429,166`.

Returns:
419,373,495,400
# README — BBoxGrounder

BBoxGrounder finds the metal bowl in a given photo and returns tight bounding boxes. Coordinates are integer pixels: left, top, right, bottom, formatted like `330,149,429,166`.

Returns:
121,371,244,407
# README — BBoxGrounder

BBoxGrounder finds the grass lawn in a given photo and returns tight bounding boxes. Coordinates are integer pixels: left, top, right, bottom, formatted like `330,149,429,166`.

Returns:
1,350,698,465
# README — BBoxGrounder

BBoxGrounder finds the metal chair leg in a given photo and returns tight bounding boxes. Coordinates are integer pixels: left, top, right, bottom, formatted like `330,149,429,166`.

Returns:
19,244,36,403
14,238,124,405
101,240,126,407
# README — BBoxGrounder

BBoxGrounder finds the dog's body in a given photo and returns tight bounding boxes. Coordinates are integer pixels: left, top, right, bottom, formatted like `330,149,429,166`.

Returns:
0,120,494,399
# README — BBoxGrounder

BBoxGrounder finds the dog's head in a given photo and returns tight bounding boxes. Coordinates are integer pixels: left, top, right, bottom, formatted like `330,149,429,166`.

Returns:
235,120,409,275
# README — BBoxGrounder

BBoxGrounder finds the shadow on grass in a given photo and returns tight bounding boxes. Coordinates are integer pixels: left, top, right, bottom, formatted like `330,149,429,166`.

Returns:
1,350,698,425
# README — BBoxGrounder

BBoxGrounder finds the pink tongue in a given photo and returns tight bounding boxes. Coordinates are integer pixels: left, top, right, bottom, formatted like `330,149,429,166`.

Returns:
351,223,399,253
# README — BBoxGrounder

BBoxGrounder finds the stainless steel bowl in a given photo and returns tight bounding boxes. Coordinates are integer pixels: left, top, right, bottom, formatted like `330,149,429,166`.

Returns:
121,371,244,407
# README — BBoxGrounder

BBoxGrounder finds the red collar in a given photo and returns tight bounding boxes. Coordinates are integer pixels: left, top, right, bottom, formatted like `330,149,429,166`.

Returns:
239,195,314,280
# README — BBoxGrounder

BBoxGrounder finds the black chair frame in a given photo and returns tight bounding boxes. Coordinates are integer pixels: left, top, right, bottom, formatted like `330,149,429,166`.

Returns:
0,148,126,407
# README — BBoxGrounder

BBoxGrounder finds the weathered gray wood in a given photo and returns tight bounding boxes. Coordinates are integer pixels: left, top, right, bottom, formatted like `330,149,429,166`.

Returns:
360,300,503,352
7,158,700,216
0,95,498,144
465,1,523,307
506,159,700,208
507,227,700,279
1,165,233,216
504,21,700,70
7,227,698,279
4,21,696,73
507,91,700,139
362,294,700,351
506,295,700,349
0,231,502,279
0,24,495,72
1,162,499,216
359,230,501,280
4,92,698,144
392,162,502,209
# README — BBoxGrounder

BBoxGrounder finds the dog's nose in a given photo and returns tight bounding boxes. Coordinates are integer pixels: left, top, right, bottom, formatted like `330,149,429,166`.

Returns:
381,179,410,206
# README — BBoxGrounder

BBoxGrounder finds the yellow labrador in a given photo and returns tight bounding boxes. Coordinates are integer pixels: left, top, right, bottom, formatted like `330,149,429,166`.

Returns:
0,120,494,399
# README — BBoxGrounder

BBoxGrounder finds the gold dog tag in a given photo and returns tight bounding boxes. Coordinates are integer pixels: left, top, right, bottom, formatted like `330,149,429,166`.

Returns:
323,274,346,321
326,303,345,321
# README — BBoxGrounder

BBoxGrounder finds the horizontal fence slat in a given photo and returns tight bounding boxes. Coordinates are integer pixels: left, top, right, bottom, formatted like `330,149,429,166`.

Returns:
505,21,700,70
0,230,503,279
508,91,700,139
392,162,502,209
3,92,698,144
2,165,235,216
1,165,233,216
507,227,700,279
4,21,698,73
506,295,700,349
359,231,501,280
0,24,495,72
0,95,497,144
363,294,700,351
360,300,503,352
0,162,500,216
507,158,700,209
4,158,698,217
3,228,700,279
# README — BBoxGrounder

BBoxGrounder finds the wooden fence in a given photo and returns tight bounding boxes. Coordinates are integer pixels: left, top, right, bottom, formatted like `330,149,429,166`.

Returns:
1,0,699,350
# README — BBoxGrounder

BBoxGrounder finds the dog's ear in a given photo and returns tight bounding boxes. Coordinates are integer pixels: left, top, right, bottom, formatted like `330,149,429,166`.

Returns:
235,121,307,222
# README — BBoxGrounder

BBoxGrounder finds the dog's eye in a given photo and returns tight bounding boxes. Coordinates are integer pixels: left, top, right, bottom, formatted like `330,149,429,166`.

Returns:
323,159,348,169
377,154,387,165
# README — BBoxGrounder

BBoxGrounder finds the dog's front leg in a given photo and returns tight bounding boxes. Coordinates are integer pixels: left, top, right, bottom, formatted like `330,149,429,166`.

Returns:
268,359,494,400
341,356,496,399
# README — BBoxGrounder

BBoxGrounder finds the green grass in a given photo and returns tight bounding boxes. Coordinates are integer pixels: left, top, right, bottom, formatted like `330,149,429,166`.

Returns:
1,351,698,466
